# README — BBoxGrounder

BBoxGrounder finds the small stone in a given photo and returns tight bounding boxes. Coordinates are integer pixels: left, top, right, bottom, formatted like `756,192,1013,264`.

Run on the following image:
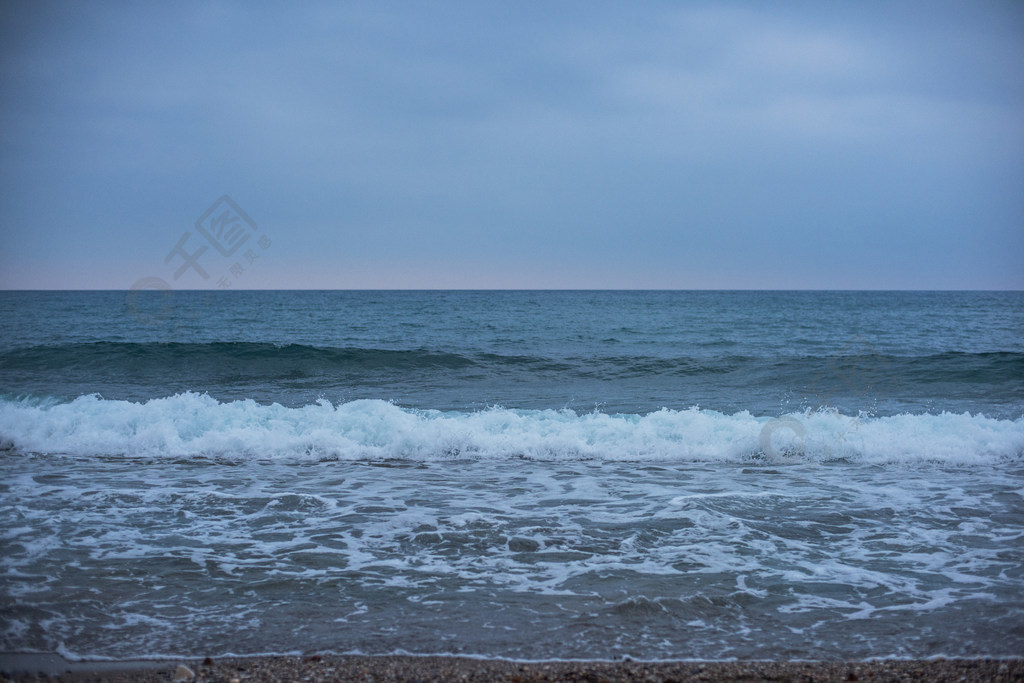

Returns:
174,664,195,680
202,656,214,666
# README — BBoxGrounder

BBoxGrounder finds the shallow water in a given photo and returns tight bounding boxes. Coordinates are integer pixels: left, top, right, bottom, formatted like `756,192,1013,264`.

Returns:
4,453,1023,659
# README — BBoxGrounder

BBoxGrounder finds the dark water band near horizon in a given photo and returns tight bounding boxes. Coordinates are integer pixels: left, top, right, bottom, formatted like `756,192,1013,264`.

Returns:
1,290,1022,661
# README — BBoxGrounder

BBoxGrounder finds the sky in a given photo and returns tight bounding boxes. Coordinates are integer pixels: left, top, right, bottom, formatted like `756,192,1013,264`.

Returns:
1,1,1022,290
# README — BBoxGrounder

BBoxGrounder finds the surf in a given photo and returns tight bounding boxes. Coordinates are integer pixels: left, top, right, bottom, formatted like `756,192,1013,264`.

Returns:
2,393,1021,465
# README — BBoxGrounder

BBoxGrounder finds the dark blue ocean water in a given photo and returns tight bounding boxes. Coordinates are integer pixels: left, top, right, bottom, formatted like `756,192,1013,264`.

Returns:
1,290,1023,660
3,290,1022,416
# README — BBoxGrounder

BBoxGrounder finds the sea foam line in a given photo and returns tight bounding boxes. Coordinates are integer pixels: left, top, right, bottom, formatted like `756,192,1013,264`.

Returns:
0,393,1021,464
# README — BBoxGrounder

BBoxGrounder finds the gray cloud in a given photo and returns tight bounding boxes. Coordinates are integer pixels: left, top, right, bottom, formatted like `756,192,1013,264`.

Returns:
2,1,1022,288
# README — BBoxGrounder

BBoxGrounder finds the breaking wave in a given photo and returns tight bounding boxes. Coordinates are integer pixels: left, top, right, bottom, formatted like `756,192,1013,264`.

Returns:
1,393,1021,465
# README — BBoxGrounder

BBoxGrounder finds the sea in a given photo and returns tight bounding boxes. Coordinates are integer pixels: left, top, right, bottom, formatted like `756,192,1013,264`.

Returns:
1,290,1022,662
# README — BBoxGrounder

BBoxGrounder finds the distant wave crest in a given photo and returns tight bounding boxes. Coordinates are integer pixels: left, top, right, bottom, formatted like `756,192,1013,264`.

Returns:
0,342,477,373
2,342,1022,385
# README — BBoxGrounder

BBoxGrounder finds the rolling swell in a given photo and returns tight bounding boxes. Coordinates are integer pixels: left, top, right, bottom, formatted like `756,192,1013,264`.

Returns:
0,341,477,373
1,343,1021,415
2,342,1022,380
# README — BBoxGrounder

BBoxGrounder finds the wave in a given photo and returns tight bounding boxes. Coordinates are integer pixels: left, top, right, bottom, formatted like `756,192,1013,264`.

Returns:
1,393,1021,465
0,342,477,374
2,342,1022,384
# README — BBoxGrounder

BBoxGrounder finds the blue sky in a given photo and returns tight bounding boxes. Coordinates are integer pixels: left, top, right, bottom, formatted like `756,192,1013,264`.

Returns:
1,1,1022,289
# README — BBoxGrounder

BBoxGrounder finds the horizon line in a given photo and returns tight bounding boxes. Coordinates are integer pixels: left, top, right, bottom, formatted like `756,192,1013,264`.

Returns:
2,287,1022,293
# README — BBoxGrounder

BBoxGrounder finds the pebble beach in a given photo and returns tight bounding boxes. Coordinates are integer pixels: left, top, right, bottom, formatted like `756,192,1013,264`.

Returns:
3,655,1023,683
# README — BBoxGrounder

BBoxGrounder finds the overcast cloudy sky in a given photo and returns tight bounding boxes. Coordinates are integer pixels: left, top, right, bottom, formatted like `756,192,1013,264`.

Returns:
1,1,1022,289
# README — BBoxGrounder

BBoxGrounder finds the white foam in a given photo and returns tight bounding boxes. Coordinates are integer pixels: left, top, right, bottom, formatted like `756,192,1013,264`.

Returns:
0,393,1021,465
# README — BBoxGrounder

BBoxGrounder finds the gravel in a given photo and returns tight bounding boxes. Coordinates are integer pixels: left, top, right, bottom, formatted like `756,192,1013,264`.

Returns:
4,655,1022,682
